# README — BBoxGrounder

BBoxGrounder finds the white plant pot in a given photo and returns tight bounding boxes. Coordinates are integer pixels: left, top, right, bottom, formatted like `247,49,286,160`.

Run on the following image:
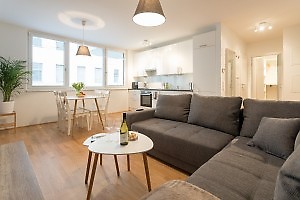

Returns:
0,101,15,114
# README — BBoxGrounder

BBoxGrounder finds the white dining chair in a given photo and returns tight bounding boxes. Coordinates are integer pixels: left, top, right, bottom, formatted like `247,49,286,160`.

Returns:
89,90,110,129
54,91,91,135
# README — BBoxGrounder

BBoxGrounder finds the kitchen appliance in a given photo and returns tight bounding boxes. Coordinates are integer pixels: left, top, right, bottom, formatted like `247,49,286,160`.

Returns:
132,82,138,89
131,81,146,89
140,90,152,107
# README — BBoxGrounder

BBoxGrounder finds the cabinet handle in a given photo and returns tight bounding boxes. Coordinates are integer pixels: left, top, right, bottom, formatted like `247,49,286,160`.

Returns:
199,44,207,48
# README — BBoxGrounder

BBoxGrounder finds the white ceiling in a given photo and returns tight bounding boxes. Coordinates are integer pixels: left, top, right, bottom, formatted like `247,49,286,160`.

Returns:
0,0,299,50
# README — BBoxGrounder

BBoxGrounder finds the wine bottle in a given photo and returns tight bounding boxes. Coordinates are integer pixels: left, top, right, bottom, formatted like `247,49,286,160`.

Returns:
120,113,128,145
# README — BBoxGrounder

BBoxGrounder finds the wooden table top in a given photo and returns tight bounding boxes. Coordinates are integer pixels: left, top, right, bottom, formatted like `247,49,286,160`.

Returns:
0,141,44,200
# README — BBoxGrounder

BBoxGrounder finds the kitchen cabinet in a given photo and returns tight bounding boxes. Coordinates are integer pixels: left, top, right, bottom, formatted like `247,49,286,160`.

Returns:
128,90,141,110
158,40,193,75
193,31,219,95
133,39,193,76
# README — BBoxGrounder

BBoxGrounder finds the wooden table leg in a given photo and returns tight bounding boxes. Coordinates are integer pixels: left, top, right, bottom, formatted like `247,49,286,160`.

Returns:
85,151,93,184
94,98,104,130
127,155,130,171
114,155,120,176
72,99,78,133
100,154,103,165
86,153,99,200
142,153,151,191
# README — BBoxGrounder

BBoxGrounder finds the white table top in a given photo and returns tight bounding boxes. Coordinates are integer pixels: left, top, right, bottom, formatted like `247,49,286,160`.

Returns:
88,132,153,155
66,95,103,100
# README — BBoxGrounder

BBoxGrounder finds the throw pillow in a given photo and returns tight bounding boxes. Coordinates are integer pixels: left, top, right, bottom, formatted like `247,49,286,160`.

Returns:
154,94,192,123
187,94,242,136
274,145,300,200
250,117,300,159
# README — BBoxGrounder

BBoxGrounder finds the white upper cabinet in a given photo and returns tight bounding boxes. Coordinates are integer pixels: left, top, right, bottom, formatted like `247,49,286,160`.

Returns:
133,39,193,76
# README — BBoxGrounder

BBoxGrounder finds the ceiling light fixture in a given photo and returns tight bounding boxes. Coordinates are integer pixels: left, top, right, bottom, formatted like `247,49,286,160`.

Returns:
133,0,166,27
76,20,91,56
254,22,272,33
142,39,152,47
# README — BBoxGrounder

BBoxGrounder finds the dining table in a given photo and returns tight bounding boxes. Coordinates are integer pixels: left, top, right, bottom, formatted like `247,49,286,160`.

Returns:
66,95,104,131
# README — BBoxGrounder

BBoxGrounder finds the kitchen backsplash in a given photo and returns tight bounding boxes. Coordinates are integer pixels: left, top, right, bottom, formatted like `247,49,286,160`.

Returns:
134,73,193,90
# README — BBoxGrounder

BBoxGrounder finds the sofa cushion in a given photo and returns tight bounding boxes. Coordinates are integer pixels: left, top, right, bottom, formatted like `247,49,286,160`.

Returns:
131,118,234,173
274,146,300,200
240,99,300,137
187,94,242,136
154,94,192,123
295,131,300,150
249,117,300,159
187,136,285,200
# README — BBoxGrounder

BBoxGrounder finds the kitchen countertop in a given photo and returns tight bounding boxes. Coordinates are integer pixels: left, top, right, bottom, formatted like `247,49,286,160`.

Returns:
128,88,193,92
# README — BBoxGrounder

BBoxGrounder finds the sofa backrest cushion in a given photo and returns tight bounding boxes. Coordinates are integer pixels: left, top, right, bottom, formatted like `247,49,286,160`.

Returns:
187,94,242,136
241,99,300,137
248,117,300,159
274,146,300,200
154,94,192,122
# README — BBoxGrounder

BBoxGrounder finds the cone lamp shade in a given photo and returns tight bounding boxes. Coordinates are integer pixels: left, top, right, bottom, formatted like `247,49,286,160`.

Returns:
133,0,166,27
76,20,91,56
76,45,91,56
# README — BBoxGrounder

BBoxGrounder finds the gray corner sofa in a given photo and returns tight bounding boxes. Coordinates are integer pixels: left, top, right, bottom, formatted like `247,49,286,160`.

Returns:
126,93,300,200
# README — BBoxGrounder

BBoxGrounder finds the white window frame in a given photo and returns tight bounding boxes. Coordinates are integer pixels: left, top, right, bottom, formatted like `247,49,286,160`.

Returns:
27,32,127,91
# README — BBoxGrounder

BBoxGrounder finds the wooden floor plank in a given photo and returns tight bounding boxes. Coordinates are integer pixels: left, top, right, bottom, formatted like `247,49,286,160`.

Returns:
0,113,188,200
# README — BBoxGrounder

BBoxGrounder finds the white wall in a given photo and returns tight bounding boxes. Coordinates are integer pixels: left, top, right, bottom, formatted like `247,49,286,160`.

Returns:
220,23,247,98
246,37,282,98
282,24,300,100
0,21,128,127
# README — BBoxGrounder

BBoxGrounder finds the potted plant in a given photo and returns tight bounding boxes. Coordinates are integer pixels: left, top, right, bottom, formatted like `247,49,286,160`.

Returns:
72,82,85,97
0,56,30,114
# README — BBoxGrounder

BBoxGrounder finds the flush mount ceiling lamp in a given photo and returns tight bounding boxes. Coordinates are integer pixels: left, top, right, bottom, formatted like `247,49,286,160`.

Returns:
76,20,91,56
133,0,166,27
142,39,152,47
254,22,272,32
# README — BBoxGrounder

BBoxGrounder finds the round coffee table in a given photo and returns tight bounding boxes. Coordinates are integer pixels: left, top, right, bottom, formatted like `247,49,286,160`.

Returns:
86,132,153,200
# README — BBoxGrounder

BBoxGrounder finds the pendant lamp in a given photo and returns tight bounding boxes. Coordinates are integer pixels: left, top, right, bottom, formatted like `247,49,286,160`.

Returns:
133,0,166,27
76,20,91,56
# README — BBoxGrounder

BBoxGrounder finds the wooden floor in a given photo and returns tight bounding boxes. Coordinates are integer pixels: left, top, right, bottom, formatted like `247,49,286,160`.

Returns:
0,113,188,200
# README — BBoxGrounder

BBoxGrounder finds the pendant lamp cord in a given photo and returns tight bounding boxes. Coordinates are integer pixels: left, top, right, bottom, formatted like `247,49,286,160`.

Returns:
82,20,86,45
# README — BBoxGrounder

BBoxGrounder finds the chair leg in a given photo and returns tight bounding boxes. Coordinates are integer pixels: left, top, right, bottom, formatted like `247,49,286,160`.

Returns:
67,117,72,136
89,113,94,130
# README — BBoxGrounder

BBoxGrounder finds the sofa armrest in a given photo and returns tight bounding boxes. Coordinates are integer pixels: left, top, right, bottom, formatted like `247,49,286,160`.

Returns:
126,109,155,130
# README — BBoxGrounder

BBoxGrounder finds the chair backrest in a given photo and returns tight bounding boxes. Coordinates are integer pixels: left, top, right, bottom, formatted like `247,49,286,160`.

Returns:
53,91,60,117
94,90,110,112
57,91,71,118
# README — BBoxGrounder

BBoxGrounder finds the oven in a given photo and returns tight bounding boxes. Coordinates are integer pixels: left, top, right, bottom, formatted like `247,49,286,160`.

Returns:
140,90,152,108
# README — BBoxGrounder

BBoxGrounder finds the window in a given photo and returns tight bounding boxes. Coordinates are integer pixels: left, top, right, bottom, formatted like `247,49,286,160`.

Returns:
77,66,86,82
31,36,65,86
69,43,104,87
32,37,42,47
29,33,125,89
95,68,103,84
56,64,64,84
56,41,64,51
32,62,43,83
106,50,125,86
